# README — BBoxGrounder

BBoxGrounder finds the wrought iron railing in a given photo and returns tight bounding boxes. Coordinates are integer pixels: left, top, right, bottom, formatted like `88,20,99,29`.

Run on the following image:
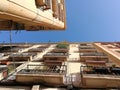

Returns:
17,64,67,75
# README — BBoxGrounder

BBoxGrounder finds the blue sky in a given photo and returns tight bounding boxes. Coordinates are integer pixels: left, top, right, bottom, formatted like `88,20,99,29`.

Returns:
0,0,120,43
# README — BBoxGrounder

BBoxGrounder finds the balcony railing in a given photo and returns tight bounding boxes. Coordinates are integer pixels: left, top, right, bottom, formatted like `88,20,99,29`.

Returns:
17,64,67,75
81,66,120,75
80,43,93,46
28,48,44,52
80,52,107,56
44,53,68,56
9,53,36,57
80,66,120,88
79,46,95,49
44,59,64,63
79,47,96,53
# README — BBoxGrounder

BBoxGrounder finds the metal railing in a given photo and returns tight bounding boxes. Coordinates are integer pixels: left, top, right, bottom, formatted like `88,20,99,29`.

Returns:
80,66,120,75
17,64,67,75
79,46,95,49
80,52,107,56
44,53,68,56
10,53,36,57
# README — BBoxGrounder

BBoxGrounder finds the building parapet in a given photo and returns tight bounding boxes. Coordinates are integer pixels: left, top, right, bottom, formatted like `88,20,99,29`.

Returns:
16,64,67,85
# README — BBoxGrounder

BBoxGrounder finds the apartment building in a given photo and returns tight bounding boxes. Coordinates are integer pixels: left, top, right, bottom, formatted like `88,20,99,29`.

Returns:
0,0,66,30
0,42,120,89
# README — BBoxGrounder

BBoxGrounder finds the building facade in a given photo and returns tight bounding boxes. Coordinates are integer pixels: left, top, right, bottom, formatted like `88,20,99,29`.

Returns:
0,0,66,30
0,42,120,89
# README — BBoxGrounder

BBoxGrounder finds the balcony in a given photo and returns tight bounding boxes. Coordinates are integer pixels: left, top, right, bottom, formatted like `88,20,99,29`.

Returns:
86,60,106,67
28,48,44,53
80,66,120,88
79,43,96,52
43,53,68,62
40,45,50,48
79,46,94,48
43,60,66,66
44,53,68,56
80,43,93,46
79,46,96,53
80,52,107,56
9,53,36,61
80,52,108,62
16,64,67,85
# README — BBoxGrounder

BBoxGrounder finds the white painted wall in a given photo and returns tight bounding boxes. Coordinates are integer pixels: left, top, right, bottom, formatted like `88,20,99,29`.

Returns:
68,44,80,61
